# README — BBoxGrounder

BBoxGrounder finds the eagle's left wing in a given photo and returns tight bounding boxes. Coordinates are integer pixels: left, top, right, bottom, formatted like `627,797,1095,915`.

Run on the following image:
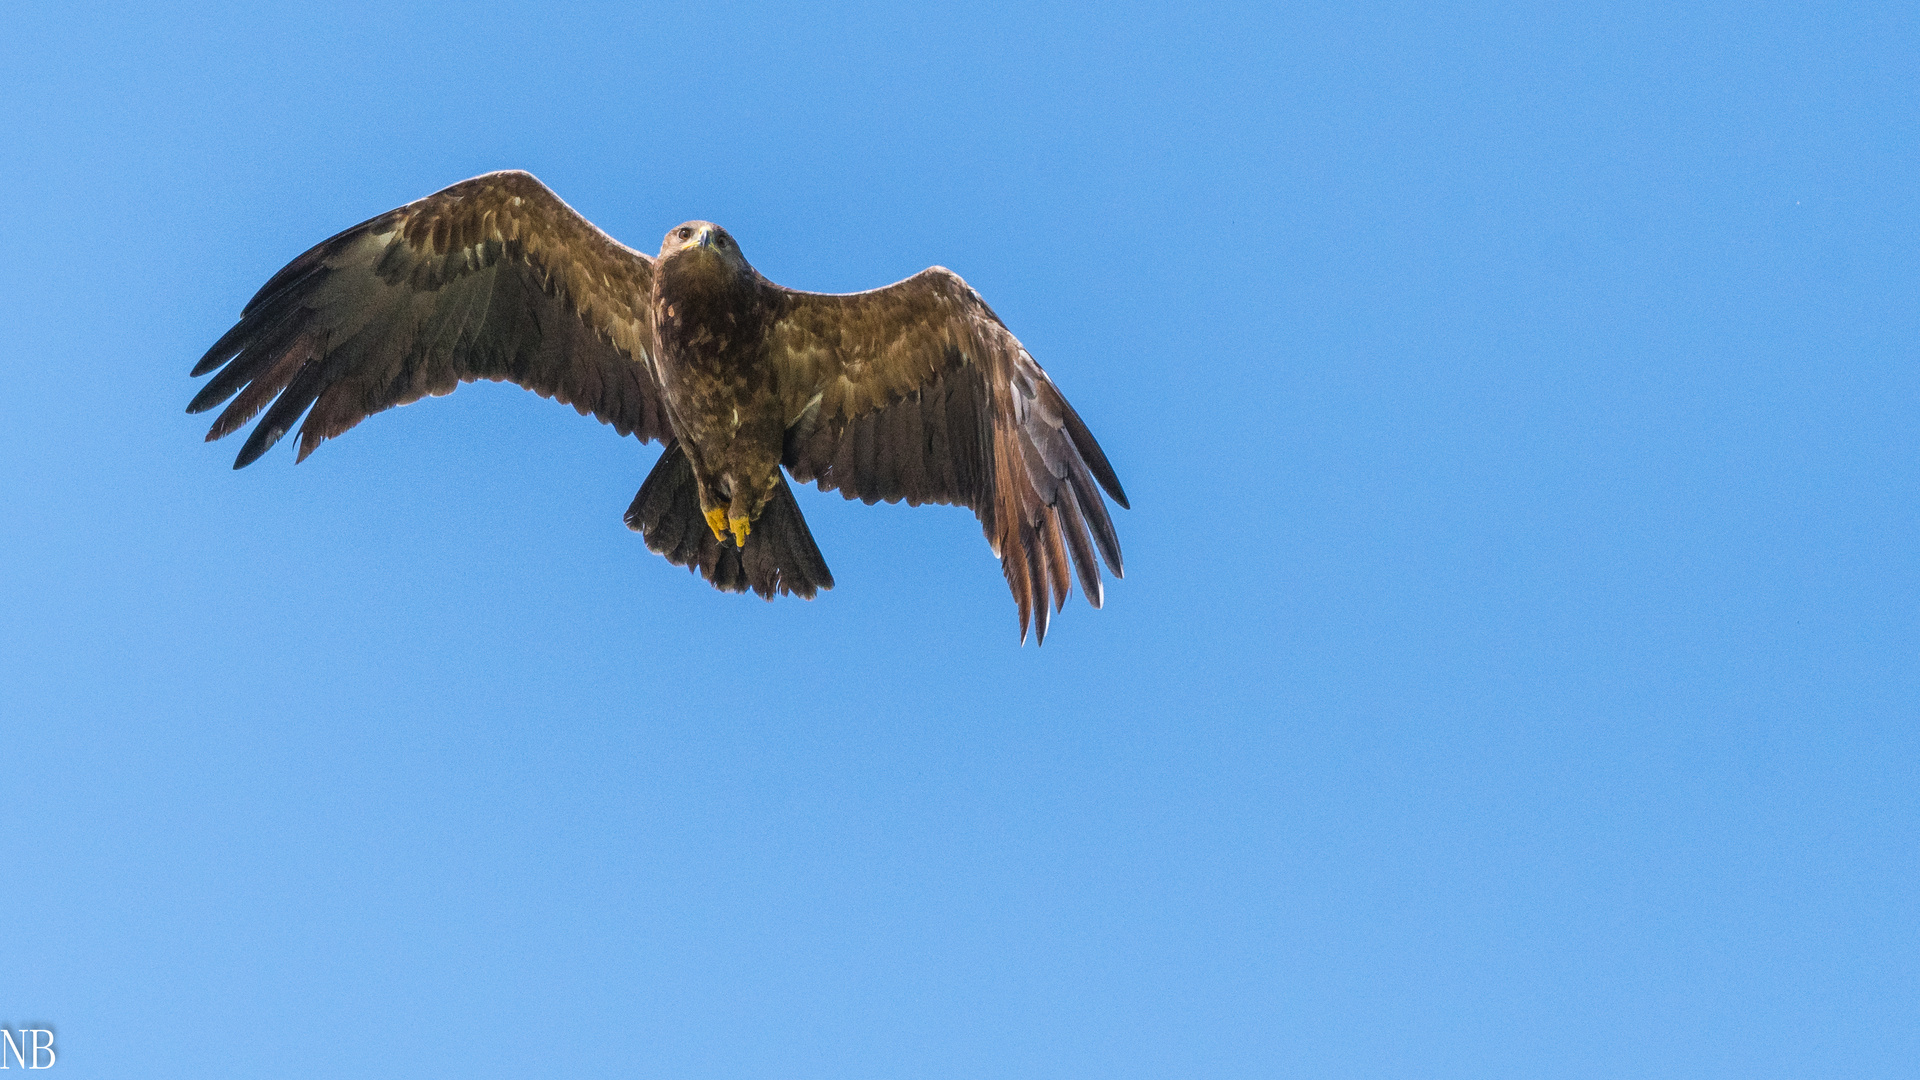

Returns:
768,268,1128,643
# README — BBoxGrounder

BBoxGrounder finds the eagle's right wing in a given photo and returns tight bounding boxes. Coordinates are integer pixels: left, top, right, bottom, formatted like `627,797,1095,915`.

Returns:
190,171,671,467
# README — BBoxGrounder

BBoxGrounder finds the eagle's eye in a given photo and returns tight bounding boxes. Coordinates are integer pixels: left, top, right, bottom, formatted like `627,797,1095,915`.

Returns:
676,227,693,240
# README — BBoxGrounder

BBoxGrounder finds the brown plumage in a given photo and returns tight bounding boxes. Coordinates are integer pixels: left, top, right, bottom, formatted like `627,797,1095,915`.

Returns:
190,171,1128,642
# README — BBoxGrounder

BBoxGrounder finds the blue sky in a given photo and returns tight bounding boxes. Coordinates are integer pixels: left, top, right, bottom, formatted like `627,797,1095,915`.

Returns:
3,1,1915,1076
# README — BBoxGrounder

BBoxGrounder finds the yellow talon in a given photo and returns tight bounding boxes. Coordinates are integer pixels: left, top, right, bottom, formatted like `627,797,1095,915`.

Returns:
704,507,729,542
729,515,752,547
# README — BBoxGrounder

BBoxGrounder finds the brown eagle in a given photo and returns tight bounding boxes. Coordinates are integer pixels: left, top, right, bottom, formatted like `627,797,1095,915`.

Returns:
190,172,1127,642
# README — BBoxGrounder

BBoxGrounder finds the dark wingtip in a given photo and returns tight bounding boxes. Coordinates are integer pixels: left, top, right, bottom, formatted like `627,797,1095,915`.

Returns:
231,425,282,469
185,381,230,415
191,327,246,378
1058,398,1128,509
192,302,277,377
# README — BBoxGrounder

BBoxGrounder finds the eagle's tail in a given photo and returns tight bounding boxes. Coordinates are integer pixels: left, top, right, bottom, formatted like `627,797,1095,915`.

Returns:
624,442,835,600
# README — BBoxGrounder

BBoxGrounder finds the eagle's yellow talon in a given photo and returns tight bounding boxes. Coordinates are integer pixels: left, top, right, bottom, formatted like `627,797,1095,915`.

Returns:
704,507,729,542
729,515,752,547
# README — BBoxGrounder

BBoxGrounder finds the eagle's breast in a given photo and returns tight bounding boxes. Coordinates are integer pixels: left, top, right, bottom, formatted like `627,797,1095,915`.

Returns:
651,265,784,475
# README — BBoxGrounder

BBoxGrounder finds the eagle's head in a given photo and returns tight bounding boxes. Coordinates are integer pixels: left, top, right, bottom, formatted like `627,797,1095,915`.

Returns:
658,221,749,276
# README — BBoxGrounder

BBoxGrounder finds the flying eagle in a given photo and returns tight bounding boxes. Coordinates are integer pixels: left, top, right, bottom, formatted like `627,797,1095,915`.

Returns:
189,171,1128,642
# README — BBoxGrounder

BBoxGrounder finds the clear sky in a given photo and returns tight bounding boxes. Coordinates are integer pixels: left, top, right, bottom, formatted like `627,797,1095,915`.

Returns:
3,1,1914,1076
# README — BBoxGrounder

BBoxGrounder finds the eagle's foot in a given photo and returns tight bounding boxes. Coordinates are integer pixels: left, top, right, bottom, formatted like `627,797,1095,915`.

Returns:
728,515,752,547
704,507,729,543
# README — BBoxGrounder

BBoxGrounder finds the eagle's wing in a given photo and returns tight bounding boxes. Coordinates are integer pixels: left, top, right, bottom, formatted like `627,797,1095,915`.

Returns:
190,171,670,467
768,268,1128,643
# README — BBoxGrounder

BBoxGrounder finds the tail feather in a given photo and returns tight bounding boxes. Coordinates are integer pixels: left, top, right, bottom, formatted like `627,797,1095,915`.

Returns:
625,442,834,600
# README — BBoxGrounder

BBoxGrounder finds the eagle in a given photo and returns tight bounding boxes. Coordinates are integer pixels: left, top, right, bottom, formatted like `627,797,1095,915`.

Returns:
189,172,1128,642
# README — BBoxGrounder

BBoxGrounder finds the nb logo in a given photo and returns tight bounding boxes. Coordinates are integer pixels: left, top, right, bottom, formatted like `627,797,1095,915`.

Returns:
0,1029,55,1070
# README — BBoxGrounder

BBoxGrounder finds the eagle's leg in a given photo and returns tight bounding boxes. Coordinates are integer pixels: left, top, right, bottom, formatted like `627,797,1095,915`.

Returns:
700,488,752,549
724,479,753,548
724,468,785,549
682,451,734,545
692,479,748,548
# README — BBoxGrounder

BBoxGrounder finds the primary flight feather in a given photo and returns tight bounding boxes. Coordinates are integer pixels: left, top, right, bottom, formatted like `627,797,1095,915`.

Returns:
190,171,1128,642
